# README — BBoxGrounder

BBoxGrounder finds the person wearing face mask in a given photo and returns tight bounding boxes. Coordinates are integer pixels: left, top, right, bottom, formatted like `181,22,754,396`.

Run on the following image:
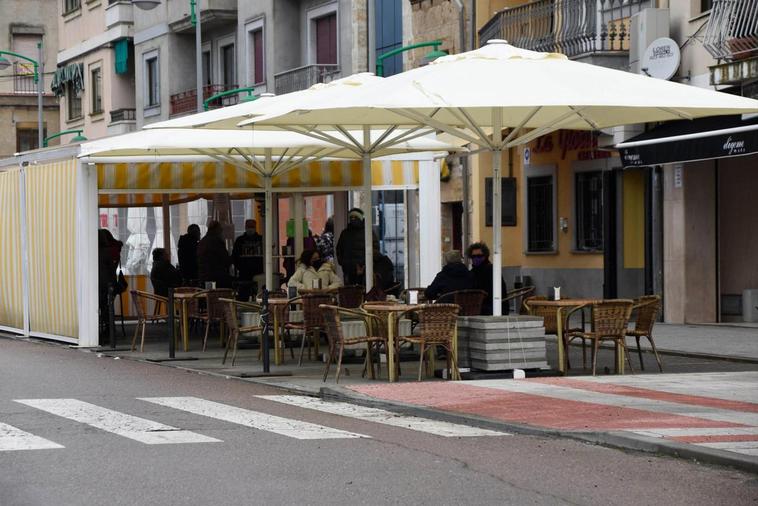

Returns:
467,242,508,315
232,219,264,300
287,249,342,292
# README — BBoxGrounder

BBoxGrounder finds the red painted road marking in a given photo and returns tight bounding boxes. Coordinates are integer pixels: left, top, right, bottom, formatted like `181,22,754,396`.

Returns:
349,383,746,431
670,434,758,444
530,377,758,413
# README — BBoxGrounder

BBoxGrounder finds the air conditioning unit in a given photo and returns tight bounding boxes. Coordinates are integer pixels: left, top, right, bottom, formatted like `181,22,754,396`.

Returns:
630,8,671,75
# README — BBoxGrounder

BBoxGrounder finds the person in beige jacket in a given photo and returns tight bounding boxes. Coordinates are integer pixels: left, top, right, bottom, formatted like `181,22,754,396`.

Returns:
287,249,343,291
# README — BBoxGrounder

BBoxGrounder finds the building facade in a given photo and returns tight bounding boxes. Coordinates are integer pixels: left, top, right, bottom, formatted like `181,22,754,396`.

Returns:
0,0,60,157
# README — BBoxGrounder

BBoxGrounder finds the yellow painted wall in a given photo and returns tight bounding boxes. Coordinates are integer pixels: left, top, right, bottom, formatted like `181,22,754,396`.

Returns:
471,130,610,270
623,170,646,269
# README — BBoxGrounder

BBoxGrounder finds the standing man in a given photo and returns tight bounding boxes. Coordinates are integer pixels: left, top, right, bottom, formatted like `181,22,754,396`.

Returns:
336,208,378,285
467,242,508,315
232,219,264,300
177,224,201,284
198,220,232,288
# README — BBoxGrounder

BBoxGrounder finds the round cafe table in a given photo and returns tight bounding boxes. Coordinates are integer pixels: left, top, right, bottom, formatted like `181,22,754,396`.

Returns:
362,302,422,382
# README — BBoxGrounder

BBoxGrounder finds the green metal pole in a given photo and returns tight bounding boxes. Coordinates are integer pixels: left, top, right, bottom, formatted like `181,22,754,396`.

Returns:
203,86,256,110
375,40,445,77
43,129,86,148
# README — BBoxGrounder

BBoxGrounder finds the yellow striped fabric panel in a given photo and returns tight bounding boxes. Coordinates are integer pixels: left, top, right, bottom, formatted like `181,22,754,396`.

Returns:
25,160,78,339
0,169,24,330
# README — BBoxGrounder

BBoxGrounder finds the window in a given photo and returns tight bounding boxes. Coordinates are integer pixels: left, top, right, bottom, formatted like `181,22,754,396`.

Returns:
575,171,604,251
11,33,41,93
700,0,713,13
144,53,159,108
63,0,81,14
90,67,102,114
246,20,265,86
315,13,337,64
221,43,235,87
202,50,211,87
67,82,82,120
526,175,555,252
16,128,43,152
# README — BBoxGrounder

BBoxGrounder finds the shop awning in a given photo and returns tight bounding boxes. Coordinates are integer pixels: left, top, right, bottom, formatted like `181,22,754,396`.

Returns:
617,115,758,167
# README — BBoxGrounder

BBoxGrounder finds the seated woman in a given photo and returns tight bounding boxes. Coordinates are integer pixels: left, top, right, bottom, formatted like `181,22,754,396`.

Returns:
287,249,343,292
150,248,182,297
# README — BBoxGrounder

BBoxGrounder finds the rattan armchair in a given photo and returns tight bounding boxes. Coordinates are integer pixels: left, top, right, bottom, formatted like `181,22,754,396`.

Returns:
319,305,388,383
627,295,663,372
503,286,536,314
130,290,168,352
194,288,234,351
570,300,635,376
435,289,488,316
523,296,585,370
398,303,460,381
219,298,262,366
294,292,336,365
337,285,365,309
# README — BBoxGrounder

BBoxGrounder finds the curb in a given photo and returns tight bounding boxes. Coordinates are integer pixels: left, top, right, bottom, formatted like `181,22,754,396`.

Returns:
319,385,758,476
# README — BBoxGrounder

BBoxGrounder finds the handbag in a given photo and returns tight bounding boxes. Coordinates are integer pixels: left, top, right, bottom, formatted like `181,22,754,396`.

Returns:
115,263,128,294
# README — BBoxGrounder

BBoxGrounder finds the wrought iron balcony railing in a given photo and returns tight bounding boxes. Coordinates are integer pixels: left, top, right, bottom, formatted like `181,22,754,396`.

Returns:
274,64,341,95
479,0,650,58
169,84,240,117
13,62,37,94
703,0,758,61
110,108,136,123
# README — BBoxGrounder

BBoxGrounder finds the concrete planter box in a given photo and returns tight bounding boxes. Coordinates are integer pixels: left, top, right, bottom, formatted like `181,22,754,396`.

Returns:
457,316,548,372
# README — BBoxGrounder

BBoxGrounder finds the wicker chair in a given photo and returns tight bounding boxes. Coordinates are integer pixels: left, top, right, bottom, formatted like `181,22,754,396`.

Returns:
219,298,262,366
435,289,488,316
523,297,584,370
627,295,663,372
337,285,365,309
570,300,635,376
503,286,536,314
294,293,335,365
194,289,234,351
319,305,388,383
398,303,461,381
130,290,168,352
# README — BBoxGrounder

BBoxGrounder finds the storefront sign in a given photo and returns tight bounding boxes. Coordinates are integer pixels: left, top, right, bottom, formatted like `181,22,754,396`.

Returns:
530,131,606,161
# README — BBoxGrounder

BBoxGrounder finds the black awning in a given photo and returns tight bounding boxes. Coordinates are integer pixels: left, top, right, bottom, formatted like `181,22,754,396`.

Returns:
617,115,758,167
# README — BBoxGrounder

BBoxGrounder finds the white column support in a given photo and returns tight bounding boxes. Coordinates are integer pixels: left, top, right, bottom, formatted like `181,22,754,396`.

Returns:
362,126,374,290
293,193,305,261
19,167,30,336
76,161,100,347
264,151,274,291
491,108,503,316
161,194,171,256
418,159,441,286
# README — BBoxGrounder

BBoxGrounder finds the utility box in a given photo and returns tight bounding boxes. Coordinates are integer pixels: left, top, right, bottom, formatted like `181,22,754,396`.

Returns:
742,289,758,322
630,8,670,74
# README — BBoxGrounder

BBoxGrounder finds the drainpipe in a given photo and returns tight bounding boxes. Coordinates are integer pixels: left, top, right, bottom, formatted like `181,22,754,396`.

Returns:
367,0,376,73
452,0,466,52
470,0,476,50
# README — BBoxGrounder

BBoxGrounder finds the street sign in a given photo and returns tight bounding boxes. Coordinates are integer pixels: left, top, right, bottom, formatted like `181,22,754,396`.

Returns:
523,147,531,166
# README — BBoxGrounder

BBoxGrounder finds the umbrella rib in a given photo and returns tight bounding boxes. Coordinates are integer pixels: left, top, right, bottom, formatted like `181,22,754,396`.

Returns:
501,106,542,148
504,108,585,147
193,149,264,175
368,126,398,152
453,107,491,144
282,125,359,152
569,106,601,130
658,107,694,121
272,147,329,176
393,108,485,147
375,127,438,151
334,125,363,151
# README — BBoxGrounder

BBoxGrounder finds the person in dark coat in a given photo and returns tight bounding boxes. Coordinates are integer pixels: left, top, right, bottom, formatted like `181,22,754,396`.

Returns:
467,242,508,315
336,208,378,286
232,219,264,300
197,220,232,288
425,250,472,301
150,248,182,297
177,224,200,283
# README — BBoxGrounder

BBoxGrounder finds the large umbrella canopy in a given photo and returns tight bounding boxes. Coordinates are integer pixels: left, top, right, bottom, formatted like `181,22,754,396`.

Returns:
240,39,758,316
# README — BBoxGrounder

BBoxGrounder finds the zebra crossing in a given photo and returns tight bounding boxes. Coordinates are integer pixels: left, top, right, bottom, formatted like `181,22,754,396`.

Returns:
2,395,509,451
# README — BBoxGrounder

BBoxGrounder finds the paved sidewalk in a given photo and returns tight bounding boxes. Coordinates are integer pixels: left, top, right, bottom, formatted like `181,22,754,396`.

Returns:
334,371,758,472
638,324,758,361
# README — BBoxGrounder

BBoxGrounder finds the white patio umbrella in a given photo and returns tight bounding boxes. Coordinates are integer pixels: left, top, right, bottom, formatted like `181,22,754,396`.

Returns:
79,128,460,291
239,39,758,315
144,73,456,289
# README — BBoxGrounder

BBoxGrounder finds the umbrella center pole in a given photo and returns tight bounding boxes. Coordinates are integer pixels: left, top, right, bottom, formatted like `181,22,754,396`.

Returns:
491,109,504,316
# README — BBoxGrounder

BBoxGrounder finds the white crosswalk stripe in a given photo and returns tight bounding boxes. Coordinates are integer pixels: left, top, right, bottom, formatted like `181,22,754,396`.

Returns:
139,396,369,440
0,422,64,451
15,399,221,445
257,395,510,437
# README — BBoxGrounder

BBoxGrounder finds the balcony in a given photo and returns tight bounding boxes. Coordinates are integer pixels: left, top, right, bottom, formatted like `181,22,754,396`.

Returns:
110,108,136,123
169,84,241,117
13,63,37,94
105,0,134,30
479,0,650,59
703,0,758,61
274,64,341,95
108,108,136,136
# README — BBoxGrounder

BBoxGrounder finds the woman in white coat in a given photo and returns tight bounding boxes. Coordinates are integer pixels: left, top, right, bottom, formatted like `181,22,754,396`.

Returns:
287,249,343,291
